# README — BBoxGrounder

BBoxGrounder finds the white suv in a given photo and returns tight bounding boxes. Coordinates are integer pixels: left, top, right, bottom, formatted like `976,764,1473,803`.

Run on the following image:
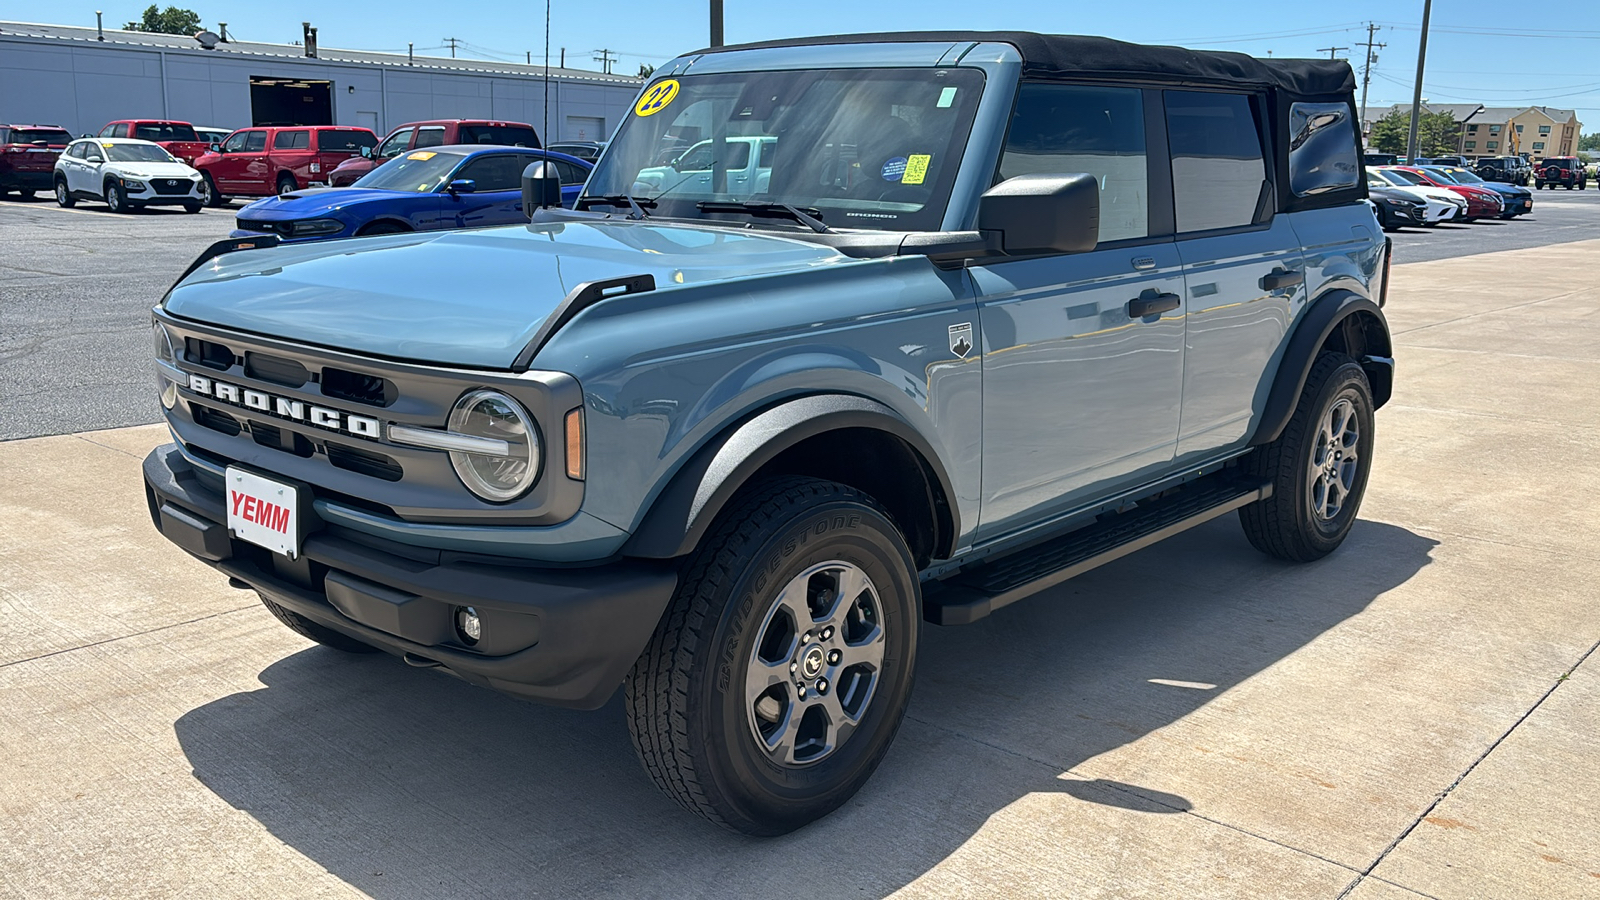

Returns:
54,138,204,213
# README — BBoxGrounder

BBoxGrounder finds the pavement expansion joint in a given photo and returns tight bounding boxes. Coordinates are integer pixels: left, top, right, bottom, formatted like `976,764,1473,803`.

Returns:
0,604,259,672
1334,635,1600,900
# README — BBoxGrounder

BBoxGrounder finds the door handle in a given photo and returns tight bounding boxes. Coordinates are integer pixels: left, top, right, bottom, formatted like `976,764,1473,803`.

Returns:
1260,268,1304,291
1127,289,1181,319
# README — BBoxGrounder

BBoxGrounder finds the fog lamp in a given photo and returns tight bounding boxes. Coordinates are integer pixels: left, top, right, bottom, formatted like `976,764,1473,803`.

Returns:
456,606,482,644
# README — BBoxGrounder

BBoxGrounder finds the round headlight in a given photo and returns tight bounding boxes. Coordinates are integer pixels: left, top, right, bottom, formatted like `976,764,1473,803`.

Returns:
447,390,541,502
154,321,180,409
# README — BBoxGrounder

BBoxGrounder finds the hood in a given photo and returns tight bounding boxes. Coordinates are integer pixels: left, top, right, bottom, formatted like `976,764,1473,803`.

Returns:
163,219,855,369
111,161,199,179
237,188,401,219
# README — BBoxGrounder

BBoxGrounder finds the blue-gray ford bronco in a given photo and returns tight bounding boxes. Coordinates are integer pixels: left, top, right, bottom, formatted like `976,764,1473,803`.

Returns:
144,31,1393,835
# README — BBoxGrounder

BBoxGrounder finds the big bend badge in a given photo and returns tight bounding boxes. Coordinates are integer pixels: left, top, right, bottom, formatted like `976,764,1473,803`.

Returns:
948,322,974,358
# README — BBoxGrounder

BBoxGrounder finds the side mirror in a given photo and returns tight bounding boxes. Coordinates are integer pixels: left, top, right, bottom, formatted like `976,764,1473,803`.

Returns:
977,173,1099,256
521,161,562,216
446,178,476,195
360,145,373,159
209,143,223,153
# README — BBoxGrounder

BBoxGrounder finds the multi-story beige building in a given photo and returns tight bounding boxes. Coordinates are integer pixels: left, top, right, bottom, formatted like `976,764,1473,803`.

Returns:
1365,102,1584,163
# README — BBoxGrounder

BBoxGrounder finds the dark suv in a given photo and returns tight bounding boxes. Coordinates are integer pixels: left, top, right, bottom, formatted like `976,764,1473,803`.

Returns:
1535,156,1587,190
1475,156,1529,185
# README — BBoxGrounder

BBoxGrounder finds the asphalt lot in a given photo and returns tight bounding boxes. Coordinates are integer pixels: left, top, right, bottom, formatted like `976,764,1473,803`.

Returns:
3,188,1600,441
1,239,1597,898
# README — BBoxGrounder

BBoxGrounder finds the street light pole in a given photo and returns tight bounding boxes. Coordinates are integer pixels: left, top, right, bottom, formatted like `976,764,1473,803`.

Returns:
1406,0,1433,162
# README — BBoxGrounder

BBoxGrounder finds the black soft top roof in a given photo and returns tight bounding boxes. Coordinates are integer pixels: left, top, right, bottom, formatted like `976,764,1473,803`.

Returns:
694,31,1355,98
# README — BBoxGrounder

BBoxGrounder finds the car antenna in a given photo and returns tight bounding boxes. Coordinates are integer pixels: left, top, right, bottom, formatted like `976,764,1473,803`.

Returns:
542,0,551,151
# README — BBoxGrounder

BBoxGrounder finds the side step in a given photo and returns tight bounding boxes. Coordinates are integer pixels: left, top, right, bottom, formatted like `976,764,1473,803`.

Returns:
922,474,1272,625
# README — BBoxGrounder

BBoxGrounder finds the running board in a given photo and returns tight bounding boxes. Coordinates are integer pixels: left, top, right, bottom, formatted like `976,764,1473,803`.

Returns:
922,474,1272,625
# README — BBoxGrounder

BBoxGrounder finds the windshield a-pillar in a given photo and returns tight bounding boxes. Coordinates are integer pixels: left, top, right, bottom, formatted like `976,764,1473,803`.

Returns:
582,67,987,232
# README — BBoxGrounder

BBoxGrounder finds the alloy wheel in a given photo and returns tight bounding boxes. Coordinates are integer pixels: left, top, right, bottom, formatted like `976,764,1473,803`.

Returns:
1309,397,1360,522
745,560,885,766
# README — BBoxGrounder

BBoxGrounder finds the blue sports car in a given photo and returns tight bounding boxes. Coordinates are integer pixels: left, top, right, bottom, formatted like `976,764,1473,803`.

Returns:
231,145,592,242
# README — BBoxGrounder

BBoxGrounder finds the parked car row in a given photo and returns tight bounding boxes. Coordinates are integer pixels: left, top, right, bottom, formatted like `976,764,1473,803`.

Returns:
1365,164,1536,231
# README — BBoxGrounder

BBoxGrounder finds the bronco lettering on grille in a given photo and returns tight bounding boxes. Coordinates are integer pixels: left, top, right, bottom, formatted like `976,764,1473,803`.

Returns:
186,373,382,441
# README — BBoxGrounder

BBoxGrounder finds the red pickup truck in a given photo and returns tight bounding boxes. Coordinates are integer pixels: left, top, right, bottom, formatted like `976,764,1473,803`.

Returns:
98,120,212,166
0,124,74,197
327,119,541,186
194,125,378,205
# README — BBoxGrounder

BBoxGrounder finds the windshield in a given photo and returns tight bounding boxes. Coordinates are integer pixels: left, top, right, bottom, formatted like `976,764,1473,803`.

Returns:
1443,167,1485,183
351,150,462,191
135,123,199,142
582,67,987,232
1381,169,1429,186
13,128,72,145
1422,168,1461,184
458,124,541,147
106,144,178,163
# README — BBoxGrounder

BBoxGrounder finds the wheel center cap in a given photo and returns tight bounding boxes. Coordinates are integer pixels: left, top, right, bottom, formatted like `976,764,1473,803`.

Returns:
801,646,826,679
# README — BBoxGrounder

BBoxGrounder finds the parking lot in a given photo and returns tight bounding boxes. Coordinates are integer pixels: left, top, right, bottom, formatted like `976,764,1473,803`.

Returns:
3,192,1600,898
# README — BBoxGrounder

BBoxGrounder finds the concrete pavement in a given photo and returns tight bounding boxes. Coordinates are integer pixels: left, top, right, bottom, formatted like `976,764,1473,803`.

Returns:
2,240,1599,898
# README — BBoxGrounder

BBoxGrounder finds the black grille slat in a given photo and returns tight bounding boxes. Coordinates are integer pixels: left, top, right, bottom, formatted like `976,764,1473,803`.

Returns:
191,404,241,436
184,338,235,370
248,422,314,457
321,367,396,408
151,179,192,195
244,352,310,388
325,442,403,482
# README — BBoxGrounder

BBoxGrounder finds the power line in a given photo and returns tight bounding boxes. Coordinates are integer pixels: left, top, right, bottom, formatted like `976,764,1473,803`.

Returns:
443,36,460,58
1317,45,1349,59
592,48,617,74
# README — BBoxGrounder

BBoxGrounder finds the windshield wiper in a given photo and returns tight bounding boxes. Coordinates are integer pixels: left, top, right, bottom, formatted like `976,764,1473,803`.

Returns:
576,192,655,219
696,201,833,234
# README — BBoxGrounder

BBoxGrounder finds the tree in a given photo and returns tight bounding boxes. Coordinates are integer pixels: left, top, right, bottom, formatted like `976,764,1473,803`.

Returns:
125,5,202,35
1579,132,1600,152
638,63,656,79
1367,108,1460,156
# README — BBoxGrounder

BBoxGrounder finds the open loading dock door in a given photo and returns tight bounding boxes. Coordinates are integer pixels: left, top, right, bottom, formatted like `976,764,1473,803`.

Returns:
250,77,333,127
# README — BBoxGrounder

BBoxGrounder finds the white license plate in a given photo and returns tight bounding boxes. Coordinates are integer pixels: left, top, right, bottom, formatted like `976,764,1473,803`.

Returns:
225,467,301,558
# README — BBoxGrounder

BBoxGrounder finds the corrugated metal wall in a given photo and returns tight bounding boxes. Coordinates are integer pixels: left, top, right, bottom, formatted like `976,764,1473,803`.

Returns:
0,35,637,142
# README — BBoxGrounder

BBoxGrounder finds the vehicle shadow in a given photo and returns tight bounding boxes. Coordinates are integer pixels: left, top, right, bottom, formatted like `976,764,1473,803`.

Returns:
174,516,1436,898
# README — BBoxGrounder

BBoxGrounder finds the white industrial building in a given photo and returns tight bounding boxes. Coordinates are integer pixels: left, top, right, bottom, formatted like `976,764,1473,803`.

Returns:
0,19,644,143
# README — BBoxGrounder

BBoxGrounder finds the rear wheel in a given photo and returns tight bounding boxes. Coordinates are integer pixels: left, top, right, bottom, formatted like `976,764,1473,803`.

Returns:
276,173,297,197
1240,352,1375,562
625,476,920,835
258,596,380,654
54,178,75,208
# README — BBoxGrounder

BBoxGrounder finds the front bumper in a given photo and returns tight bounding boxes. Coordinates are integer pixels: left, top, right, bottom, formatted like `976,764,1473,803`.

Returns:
127,179,203,205
144,443,678,709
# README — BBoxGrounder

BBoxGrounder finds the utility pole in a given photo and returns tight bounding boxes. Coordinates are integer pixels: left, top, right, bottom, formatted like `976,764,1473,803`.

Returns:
710,0,725,47
592,49,617,74
1356,23,1386,128
1406,0,1433,163
1317,45,1349,60
444,37,460,58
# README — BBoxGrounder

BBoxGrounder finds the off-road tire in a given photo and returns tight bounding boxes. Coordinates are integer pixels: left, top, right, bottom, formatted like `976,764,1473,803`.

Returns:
259,595,380,654
199,173,223,207
1239,352,1375,562
625,476,920,836
55,178,75,208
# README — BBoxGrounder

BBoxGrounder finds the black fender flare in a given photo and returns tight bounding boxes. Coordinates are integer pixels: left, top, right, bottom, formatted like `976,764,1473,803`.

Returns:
1251,290,1393,447
623,394,960,560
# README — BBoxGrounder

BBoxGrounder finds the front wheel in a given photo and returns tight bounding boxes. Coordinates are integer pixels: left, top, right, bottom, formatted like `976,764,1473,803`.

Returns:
1239,352,1375,562
182,201,202,214
625,477,920,835
104,179,130,213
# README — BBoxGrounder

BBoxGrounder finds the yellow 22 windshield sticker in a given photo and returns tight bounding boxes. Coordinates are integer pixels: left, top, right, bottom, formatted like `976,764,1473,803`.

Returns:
902,154,932,185
635,79,680,117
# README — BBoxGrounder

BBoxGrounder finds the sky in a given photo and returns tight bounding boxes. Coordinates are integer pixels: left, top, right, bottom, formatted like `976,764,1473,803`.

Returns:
3,1,1597,128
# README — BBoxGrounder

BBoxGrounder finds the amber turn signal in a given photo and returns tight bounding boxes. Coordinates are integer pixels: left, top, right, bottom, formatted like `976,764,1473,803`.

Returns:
564,407,585,480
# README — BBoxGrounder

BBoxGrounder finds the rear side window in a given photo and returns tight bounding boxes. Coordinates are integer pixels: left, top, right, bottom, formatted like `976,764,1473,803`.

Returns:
457,124,541,147
316,130,376,152
274,130,309,150
1289,102,1360,197
552,159,589,185
243,131,268,152
1165,91,1267,233
413,127,447,149
110,124,131,138
1000,84,1148,242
